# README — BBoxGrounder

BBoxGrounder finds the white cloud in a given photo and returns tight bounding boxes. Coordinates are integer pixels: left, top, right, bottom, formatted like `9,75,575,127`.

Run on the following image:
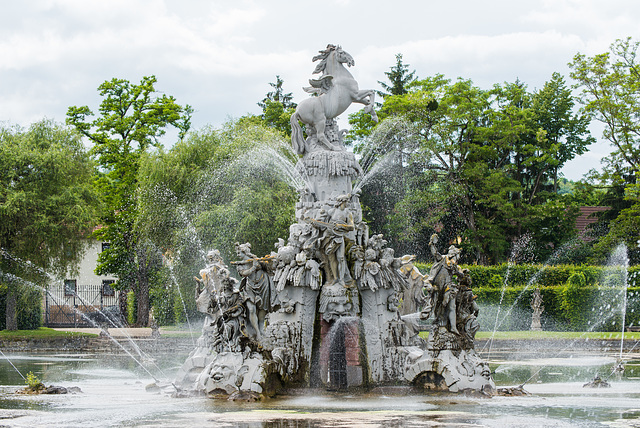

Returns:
0,0,637,180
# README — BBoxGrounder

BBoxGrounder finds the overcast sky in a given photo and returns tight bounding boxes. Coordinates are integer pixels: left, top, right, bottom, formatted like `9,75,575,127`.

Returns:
2,0,639,180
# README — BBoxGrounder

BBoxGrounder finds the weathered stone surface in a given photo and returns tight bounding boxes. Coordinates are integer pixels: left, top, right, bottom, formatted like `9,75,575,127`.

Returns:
174,45,494,398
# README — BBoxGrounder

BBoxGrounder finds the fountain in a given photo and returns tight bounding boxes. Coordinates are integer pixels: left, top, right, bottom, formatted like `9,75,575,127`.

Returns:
172,44,494,398
2,44,640,427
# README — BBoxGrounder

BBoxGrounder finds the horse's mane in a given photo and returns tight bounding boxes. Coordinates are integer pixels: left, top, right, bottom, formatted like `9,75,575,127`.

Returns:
312,44,340,75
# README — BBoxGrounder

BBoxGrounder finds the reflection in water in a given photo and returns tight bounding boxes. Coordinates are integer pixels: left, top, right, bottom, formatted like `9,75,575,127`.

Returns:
1,352,640,427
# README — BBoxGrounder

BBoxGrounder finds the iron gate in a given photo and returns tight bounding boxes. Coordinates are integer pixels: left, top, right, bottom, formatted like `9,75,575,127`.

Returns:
44,283,121,328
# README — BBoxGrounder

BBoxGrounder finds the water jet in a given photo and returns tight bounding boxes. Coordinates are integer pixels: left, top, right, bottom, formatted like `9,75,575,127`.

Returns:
173,45,494,399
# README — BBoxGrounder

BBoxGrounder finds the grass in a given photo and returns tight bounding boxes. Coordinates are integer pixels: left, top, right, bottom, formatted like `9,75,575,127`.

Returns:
419,330,640,340
0,327,98,340
157,327,195,338
0,326,197,340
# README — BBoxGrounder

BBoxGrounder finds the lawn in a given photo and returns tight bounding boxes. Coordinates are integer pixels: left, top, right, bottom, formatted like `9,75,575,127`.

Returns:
0,327,98,340
419,330,640,340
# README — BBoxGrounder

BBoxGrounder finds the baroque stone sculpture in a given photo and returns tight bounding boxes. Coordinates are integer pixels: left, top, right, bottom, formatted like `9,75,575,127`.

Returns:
174,44,494,398
530,287,544,331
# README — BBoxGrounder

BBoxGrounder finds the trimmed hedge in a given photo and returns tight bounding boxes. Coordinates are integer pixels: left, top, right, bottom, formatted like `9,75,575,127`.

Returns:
473,285,639,332
447,264,640,332
464,264,637,289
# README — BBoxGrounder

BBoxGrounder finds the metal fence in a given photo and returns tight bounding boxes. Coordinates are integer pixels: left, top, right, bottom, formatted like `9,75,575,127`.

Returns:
44,283,121,328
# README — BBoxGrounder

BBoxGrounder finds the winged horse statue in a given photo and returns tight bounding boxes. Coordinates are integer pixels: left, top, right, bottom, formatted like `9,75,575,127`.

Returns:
290,45,378,154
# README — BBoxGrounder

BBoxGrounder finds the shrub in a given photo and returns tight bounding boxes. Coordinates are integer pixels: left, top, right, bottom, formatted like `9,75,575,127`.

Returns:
453,264,639,332
0,285,42,330
25,371,44,392
126,291,136,325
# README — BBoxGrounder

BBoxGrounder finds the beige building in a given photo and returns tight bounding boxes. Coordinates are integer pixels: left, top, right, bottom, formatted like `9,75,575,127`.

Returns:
44,241,119,327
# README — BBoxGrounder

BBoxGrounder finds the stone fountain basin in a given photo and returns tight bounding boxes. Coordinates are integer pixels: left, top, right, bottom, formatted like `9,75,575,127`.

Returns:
1,351,640,427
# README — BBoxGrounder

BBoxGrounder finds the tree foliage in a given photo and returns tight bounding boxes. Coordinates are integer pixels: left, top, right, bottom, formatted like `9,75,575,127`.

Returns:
136,120,297,323
0,120,98,329
346,53,422,146
66,75,192,326
570,37,640,263
377,53,417,99
353,73,592,264
255,75,297,137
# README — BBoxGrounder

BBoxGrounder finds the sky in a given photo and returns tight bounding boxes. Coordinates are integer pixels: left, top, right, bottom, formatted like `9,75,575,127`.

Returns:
1,0,639,180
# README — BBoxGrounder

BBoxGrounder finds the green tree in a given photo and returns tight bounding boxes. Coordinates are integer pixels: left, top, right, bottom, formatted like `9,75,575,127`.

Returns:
377,53,417,99
569,37,640,263
136,120,297,320
256,75,297,137
531,72,595,193
258,75,297,110
354,74,585,264
346,53,423,146
66,75,192,326
0,120,98,330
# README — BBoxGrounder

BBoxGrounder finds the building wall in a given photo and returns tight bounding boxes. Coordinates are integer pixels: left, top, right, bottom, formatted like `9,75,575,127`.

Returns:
69,240,116,285
43,240,119,327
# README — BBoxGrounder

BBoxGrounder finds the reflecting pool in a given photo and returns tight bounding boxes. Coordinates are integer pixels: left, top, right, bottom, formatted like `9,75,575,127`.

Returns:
1,351,639,427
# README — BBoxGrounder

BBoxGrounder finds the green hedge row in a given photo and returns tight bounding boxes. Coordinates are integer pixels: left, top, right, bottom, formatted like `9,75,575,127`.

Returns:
411,263,640,289
434,264,640,332
473,285,639,332
0,285,43,330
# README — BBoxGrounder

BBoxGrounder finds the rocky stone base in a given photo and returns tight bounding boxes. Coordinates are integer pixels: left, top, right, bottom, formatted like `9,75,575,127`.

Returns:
404,346,495,394
175,349,280,399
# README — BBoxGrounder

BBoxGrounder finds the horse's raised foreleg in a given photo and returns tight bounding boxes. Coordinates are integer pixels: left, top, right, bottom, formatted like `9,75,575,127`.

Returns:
353,90,378,122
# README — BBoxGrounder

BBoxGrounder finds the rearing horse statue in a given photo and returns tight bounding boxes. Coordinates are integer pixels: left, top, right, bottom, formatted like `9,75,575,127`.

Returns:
290,45,378,154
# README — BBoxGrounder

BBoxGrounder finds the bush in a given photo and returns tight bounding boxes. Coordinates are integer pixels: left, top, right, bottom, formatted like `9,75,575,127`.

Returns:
25,371,44,392
0,285,42,330
126,291,136,325
428,264,640,332
149,267,175,326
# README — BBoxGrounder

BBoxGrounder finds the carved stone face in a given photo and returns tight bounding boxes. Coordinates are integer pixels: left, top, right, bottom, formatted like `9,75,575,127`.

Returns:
203,352,247,394
447,246,461,263
479,362,492,380
387,293,400,312
364,248,377,261
319,283,357,322
325,299,353,322
235,242,252,257
222,277,237,294
336,194,350,208
295,251,307,266
206,249,222,264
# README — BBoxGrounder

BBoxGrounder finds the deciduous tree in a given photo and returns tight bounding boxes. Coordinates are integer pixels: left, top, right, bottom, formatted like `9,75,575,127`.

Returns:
570,37,640,262
0,120,98,330
136,120,297,322
66,75,192,326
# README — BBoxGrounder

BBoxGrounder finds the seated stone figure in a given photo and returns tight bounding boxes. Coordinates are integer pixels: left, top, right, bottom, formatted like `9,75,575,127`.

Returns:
306,195,355,286
451,269,479,342
212,276,249,353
